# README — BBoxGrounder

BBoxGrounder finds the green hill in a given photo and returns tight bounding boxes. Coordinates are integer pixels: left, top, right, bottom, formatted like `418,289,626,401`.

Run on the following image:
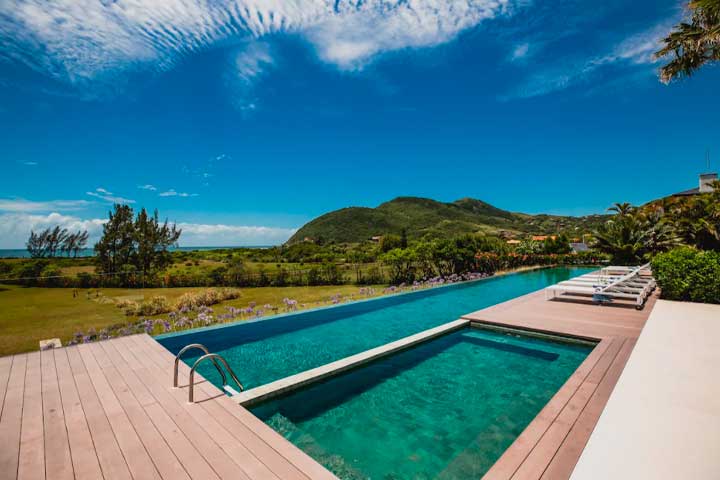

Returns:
287,196,609,244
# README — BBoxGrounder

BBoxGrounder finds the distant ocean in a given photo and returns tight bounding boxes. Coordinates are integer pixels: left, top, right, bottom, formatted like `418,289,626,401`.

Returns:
0,246,271,259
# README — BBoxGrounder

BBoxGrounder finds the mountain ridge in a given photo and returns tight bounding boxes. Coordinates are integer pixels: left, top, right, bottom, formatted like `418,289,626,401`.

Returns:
287,196,609,244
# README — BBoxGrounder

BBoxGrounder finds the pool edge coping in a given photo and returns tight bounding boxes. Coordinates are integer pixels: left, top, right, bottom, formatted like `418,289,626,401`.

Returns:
232,316,600,408
232,318,470,406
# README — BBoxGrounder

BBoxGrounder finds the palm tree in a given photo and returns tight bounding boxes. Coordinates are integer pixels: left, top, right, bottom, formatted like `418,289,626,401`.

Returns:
593,215,649,264
607,202,634,216
593,208,680,264
656,0,720,83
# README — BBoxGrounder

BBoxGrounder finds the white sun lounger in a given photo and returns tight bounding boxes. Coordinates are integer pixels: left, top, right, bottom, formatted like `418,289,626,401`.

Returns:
545,264,653,309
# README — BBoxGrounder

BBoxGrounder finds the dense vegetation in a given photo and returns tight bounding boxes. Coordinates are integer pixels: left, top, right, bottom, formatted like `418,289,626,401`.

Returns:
592,186,720,263
590,187,720,304
288,196,609,244
651,248,720,303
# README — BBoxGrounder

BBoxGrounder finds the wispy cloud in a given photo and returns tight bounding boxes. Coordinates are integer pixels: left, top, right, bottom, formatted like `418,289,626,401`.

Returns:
509,42,530,61
0,0,520,94
502,20,676,100
20,161,38,166
158,189,198,198
86,188,135,204
0,198,92,213
138,184,157,191
226,41,275,110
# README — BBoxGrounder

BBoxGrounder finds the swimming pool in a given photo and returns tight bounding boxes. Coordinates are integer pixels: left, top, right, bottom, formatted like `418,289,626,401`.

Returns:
251,327,593,479
158,267,593,390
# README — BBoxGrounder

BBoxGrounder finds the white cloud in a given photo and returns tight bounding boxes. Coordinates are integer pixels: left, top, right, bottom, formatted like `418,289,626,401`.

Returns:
21,161,38,166
0,212,106,248
0,198,92,212
0,0,518,90
138,184,157,191
86,190,135,204
177,222,297,246
158,189,198,197
305,0,515,70
0,212,295,248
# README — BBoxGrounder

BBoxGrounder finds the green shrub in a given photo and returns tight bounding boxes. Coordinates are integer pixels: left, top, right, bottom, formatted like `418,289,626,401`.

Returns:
651,247,720,304
135,296,171,316
115,299,139,315
173,288,241,311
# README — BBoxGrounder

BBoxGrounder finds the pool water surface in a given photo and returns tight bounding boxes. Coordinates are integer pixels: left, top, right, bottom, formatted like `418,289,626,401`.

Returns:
251,327,593,479
158,267,593,389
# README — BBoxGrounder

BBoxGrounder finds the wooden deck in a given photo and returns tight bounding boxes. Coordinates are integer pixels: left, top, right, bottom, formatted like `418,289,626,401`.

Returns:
465,289,658,480
0,333,336,480
0,286,657,480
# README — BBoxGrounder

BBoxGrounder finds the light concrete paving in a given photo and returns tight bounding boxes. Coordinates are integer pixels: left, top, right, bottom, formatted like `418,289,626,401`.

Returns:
571,300,720,480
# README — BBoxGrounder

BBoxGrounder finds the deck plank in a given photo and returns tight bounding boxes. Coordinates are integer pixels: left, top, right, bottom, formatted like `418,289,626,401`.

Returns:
134,334,316,480
0,355,14,419
112,335,254,480
0,354,27,479
138,333,337,480
65,346,133,480
84,342,191,480
75,343,161,480
120,334,290,480
96,338,228,480
53,348,104,480
40,349,74,480
18,351,45,480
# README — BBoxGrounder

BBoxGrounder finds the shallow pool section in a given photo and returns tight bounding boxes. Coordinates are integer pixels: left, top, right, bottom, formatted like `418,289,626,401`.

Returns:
159,267,593,389
251,327,592,480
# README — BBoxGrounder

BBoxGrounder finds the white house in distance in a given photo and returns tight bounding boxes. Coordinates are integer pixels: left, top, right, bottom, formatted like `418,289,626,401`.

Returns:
673,172,718,197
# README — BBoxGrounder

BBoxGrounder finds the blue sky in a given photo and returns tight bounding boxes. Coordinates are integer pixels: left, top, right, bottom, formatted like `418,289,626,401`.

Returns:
0,0,718,247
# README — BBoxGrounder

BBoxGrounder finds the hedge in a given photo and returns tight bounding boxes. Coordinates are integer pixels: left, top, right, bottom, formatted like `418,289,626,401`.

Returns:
651,247,720,304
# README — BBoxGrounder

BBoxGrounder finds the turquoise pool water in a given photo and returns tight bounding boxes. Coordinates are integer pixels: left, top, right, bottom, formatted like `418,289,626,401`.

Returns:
159,267,593,389
252,327,592,479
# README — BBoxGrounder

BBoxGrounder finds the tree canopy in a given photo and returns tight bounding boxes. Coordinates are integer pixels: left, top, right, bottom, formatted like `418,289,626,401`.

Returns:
94,205,181,279
656,0,720,83
26,227,89,258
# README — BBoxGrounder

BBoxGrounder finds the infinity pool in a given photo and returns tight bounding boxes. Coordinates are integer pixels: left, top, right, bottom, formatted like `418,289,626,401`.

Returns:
158,267,592,389
252,327,592,479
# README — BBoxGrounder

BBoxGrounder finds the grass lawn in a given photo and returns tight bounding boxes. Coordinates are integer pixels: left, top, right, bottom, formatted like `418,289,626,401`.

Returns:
0,283,384,356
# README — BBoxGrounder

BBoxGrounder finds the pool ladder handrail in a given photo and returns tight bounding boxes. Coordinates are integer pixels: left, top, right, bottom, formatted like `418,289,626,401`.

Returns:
189,353,244,403
173,344,244,403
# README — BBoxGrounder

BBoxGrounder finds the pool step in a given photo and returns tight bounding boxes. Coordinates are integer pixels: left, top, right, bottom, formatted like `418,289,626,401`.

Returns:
267,414,366,480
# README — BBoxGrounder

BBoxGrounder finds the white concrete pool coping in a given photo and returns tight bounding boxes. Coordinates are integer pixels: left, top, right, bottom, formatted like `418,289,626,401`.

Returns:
232,319,469,406
570,299,720,480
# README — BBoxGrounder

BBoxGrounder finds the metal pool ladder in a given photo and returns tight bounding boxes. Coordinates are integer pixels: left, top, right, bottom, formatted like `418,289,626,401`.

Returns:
173,343,244,403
